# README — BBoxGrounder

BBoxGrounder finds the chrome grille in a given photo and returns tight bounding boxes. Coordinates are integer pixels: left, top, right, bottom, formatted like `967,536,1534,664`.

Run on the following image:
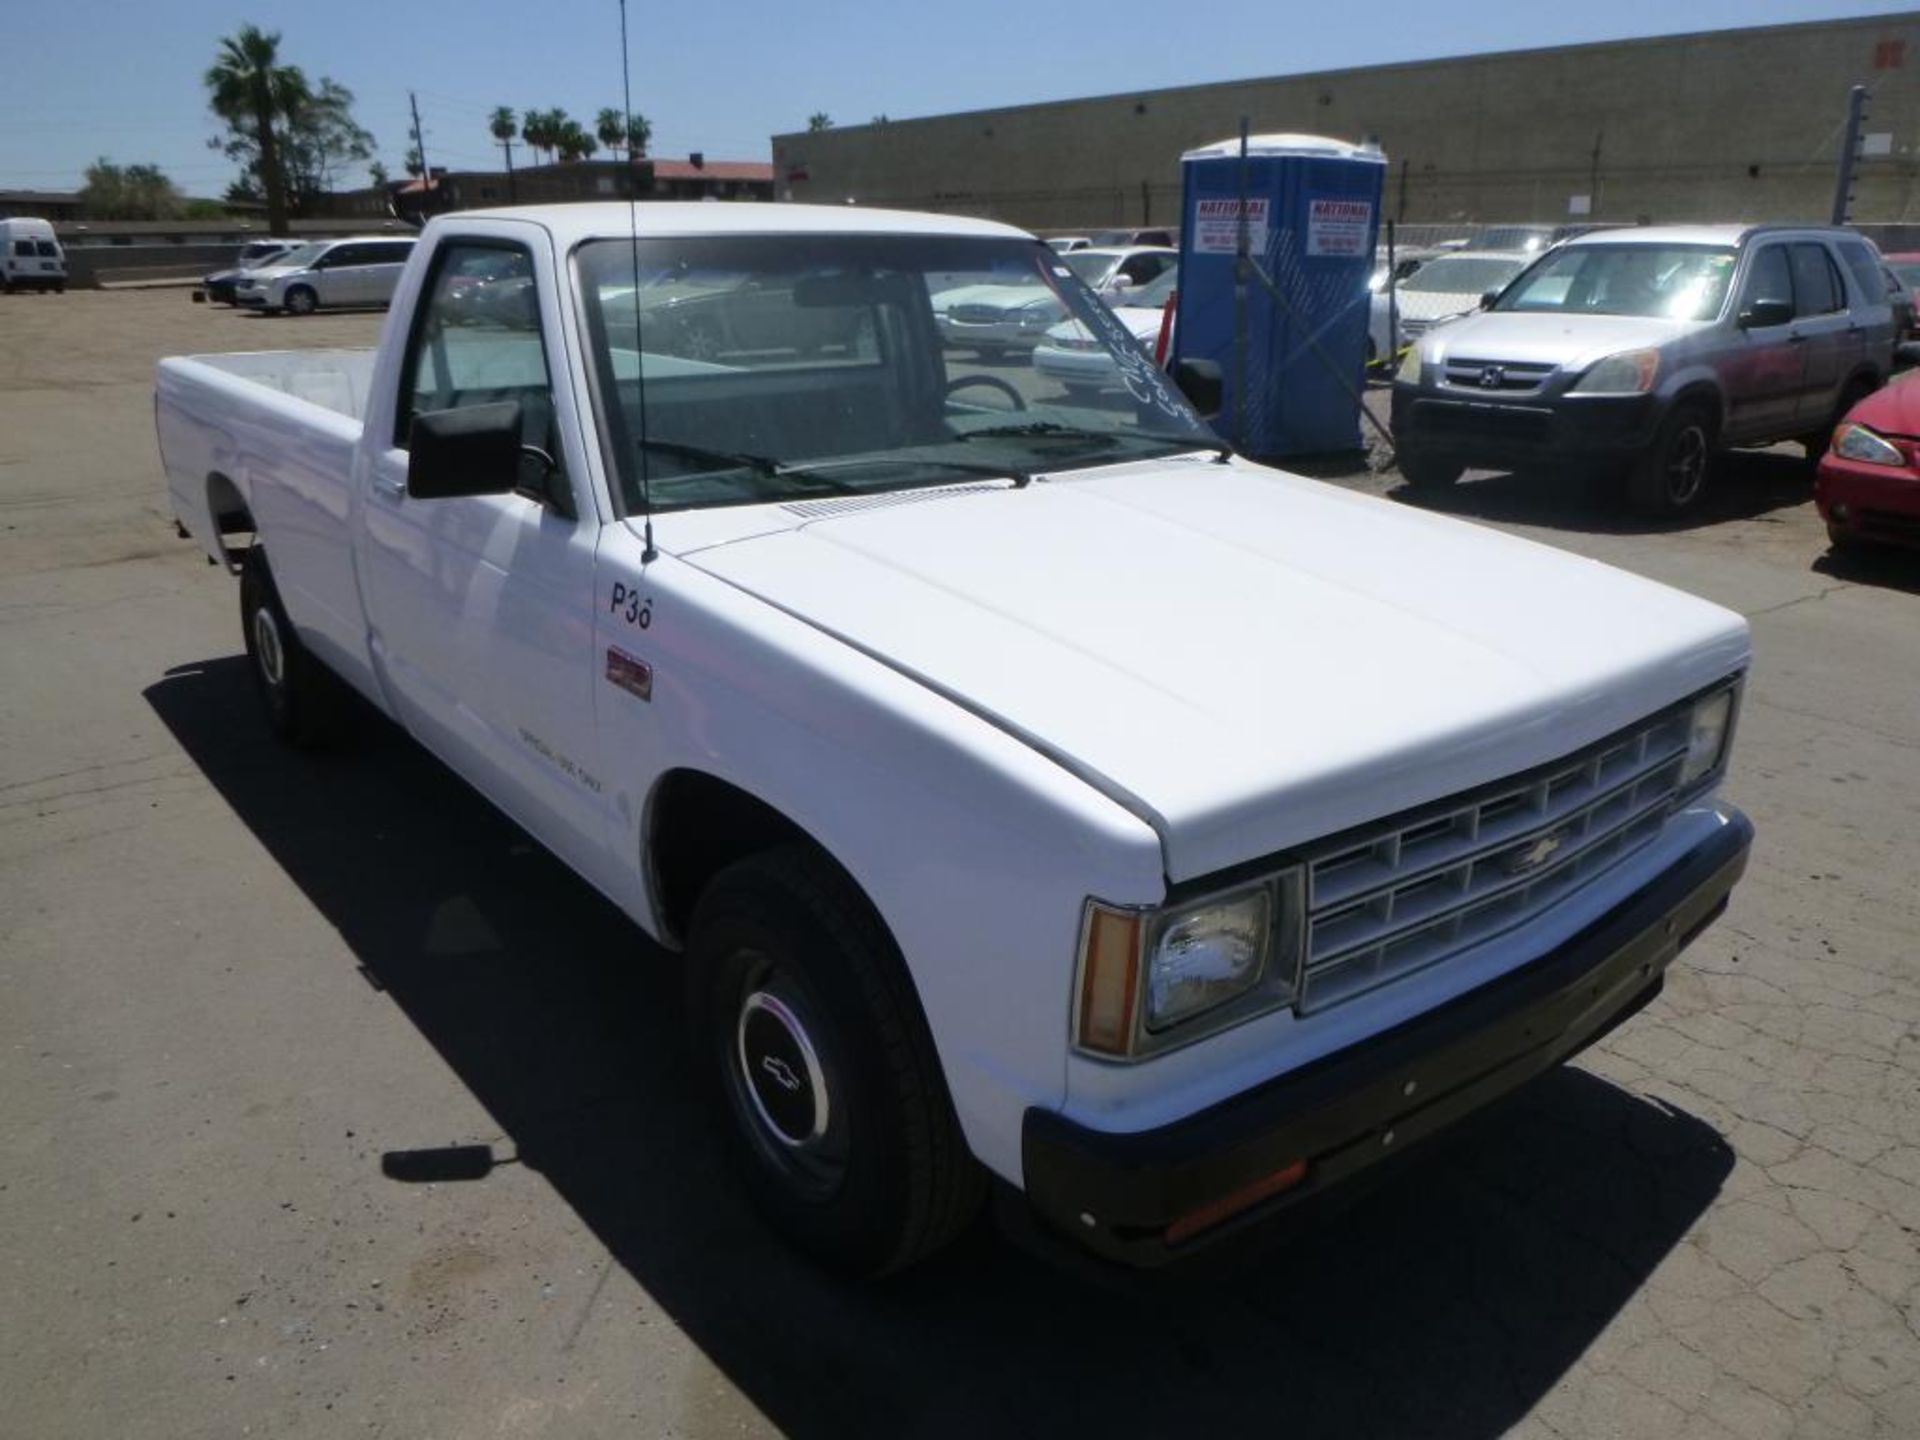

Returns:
1442,357,1557,392
1301,704,1696,1013
949,304,1007,324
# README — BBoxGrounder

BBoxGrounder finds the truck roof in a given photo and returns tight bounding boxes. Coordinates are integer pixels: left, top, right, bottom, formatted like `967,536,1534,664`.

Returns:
435,201,1035,245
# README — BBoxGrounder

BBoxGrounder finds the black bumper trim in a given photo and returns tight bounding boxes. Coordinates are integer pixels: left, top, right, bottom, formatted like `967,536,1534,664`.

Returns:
1021,808,1752,1266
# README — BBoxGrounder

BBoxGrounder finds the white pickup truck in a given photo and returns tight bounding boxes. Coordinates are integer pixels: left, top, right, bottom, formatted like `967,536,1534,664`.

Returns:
157,203,1753,1273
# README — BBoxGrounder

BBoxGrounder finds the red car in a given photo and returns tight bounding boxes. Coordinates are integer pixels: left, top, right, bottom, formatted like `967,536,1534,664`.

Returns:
1816,371,1920,552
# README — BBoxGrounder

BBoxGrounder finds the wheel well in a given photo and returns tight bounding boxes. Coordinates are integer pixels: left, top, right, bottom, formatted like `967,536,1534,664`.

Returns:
207,472,255,568
647,771,824,945
1669,384,1724,439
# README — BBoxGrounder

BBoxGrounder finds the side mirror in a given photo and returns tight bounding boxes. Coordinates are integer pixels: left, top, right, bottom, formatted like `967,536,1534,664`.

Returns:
408,401,525,500
1479,289,1500,310
1172,358,1223,418
1739,297,1794,329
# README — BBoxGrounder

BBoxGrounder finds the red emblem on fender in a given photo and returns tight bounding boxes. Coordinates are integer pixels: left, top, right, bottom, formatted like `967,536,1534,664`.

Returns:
606,646,653,701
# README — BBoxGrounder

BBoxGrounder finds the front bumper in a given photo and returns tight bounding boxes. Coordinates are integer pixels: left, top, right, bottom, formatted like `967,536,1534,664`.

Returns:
1021,806,1752,1266
1392,382,1661,470
1816,454,1920,549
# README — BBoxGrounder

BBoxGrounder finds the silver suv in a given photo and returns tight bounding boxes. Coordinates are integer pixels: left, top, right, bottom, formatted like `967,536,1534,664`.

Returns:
1390,225,1897,514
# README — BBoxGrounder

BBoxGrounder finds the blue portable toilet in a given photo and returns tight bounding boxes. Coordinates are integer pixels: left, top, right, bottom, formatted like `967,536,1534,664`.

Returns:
1172,133,1385,457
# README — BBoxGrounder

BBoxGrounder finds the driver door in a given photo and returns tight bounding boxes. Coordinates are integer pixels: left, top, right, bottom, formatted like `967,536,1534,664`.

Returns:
355,237,613,872
1722,243,1804,442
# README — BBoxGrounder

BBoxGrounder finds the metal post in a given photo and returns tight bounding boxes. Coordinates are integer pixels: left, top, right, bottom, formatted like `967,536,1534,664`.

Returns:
1832,84,1869,226
1385,219,1398,376
1234,118,1250,452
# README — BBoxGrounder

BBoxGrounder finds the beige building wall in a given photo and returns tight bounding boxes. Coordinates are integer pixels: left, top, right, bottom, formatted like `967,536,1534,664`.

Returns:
771,14,1920,232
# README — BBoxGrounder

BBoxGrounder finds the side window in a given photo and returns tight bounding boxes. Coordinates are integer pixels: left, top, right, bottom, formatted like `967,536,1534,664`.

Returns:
373,242,414,266
13,240,33,258
1789,243,1842,316
397,242,562,493
1741,245,1793,312
1836,239,1885,304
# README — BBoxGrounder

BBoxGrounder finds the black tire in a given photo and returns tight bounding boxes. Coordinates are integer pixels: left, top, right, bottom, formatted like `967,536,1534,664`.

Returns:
1826,522,1873,556
686,845,984,1275
239,547,342,747
283,285,318,317
1627,402,1715,516
1398,449,1464,490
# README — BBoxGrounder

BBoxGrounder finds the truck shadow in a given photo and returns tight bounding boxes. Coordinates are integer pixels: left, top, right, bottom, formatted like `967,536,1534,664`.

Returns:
146,656,1733,1440
1389,447,1814,534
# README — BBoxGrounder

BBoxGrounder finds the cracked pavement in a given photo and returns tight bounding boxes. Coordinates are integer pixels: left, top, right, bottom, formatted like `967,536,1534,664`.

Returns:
2,293,1916,1437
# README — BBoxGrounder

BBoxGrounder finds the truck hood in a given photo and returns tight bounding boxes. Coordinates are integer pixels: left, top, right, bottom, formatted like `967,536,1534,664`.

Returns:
1425,310,1696,369
679,459,1748,880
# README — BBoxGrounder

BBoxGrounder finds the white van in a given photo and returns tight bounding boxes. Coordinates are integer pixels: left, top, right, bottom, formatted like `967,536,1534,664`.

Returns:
0,217,67,293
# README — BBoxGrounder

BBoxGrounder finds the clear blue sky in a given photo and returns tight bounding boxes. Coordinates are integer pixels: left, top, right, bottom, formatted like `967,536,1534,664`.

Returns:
0,1,1909,195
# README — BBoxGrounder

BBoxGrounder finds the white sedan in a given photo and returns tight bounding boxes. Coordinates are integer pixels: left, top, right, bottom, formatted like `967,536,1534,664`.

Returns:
1058,245,1179,301
1368,250,1532,362
1032,268,1177,397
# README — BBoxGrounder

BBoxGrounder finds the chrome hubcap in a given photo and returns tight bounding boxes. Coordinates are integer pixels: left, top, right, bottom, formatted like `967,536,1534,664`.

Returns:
736,989,830,1149
252,606,285,688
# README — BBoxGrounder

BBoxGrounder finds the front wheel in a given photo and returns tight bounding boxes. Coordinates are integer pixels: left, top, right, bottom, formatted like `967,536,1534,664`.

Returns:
687,846,984,1275
283,285,318,317
1626,403,1715,516
1398,449,1464,490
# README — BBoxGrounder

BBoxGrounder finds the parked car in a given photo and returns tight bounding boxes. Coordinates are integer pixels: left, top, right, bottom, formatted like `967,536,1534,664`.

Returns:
1392,224,1897,514
1465,222,1629,254
1046,236,1093,253
157,202,1753,1274
233,236,418,315
1032,266,1178,396
1368,250,1531,362
932,273,1068,356
0,216,67,293
1089,227,1176,249
1059,245,1179,301
1879,251,1920,361
1816,370,1920,553
202,239,297,305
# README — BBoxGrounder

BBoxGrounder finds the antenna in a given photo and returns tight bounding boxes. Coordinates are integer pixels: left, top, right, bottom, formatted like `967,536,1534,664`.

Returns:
618,0,656,562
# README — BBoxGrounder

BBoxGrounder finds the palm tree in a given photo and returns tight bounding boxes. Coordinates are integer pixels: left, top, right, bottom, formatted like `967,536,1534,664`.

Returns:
625,113,651,160
595,107,627,162
556,119,595,163
520,108,549,164
490,105,518,198
204,25,304,234
808,112,834,132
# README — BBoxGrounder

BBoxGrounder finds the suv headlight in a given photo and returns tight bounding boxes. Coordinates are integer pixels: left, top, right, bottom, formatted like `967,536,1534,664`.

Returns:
1831,423,1904,466
1679,686,1737,790
1074,875,1300,1058
1571,348,1660,395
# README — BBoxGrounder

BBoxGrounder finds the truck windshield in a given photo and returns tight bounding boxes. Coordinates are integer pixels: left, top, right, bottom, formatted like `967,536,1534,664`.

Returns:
1494,244,1738,320
575,234,1215,514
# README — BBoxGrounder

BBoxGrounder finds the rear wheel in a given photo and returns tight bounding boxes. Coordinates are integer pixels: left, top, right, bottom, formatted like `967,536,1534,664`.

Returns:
240,547,343,747
283,285,318,317
687,846,984,1275
1627,402,1714,516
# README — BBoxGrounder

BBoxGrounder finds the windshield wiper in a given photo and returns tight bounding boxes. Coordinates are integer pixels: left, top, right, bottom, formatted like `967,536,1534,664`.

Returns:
788,452,1034,489
957,421,1232,465
636,436,784,476
638,437,1031,493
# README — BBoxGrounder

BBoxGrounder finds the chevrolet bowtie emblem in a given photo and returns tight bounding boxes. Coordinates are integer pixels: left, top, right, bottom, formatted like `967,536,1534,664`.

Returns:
1506,831,1567,876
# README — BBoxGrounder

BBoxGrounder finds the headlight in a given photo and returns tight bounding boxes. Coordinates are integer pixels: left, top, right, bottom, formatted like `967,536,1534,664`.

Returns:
1571,348,1660,395
1679,687,1736,789
1396,345,1423,384
1074,877,1298,1058
1144,888,1271,1032
1831,423,1904,466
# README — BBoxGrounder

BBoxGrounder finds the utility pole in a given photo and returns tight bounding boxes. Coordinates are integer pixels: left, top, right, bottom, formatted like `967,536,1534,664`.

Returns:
1832,84,1869,225
409,91,431,185
500,133,517,203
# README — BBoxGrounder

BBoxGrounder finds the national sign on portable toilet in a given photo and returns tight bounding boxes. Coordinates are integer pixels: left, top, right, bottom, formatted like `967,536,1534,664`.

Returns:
1172,133,1385,458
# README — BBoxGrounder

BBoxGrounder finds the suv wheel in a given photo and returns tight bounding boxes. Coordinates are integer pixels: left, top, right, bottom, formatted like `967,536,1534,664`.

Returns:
1627,403,1714,516
1398,449,1464,490
283,285,318,316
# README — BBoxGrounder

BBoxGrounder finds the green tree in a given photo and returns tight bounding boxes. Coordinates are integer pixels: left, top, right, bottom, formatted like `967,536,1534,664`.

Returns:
489,106,518,197
595,107,627,161
625,113,651,159
280,78,375,201
520,108,556,164
204,24,302,234
556,119,596,162
79,158,183,220
808,112,834,132
368,160,390,187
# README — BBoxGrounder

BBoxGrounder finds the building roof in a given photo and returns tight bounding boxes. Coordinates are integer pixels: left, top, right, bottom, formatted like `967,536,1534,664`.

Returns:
650,159,774,183
435,200,1030,243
